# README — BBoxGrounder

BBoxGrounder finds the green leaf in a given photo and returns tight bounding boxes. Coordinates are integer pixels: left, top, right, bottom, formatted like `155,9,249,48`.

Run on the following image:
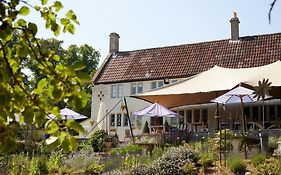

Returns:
19,6,30,16
53,1,64,12
16,19,27,27
66,120,85,134
53,54,60,61
28,22,38,35
76,72,90,83
66,23,75,34
42,0,48,5
22,108,34,124
69,136,78,150
17,45,29,58
35,78,48,94
60,18,70,25
45,120,59,134
71,60,86,71
45,136,58,145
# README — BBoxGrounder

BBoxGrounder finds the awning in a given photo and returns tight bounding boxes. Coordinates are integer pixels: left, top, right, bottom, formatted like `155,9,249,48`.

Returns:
133,60,281,108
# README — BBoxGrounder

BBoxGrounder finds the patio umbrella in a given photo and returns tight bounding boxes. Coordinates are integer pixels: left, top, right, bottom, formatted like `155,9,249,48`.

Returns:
211,85,271,133
132,102,178,117
96,101,107,131
132,102,178,132
48,107,88,120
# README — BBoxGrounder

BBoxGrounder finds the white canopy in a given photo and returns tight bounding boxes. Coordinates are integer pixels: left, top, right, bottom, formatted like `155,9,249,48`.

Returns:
48,107,88,120
134,60,281,108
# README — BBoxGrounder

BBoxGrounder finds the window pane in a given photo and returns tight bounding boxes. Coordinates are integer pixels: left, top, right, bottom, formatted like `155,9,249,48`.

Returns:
117,114,122,126
137,83,143,93
131,83,137,95
151,81,157,89
110,114,115,126
186,110,192,123
117,84,123,98
277,105,281,121
269,106,275,121
111,85,117,98
202,109,208,123
158,81,164,87
123,114,129,126
194,110,200,122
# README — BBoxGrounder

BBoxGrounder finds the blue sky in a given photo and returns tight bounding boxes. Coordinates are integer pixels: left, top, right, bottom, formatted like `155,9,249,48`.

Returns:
33,0,281,63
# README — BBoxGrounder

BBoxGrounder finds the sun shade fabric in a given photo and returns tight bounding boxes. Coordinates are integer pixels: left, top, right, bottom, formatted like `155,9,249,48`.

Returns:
132,102,178,117
211,86,256,104
96,101,107,130
134,61,281,108
48,108,87,120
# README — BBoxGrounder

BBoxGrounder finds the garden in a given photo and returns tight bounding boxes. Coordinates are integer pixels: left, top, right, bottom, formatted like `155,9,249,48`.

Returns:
1,128,281,175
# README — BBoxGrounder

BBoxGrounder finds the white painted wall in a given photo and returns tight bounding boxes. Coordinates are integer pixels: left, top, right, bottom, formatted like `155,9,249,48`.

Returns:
90,79,182,141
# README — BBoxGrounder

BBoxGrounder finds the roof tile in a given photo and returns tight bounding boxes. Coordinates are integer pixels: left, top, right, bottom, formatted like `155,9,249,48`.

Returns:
94,33,281,84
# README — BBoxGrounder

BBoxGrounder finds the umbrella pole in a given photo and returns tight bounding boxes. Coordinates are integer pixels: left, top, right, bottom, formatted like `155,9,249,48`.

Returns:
123,97,134,142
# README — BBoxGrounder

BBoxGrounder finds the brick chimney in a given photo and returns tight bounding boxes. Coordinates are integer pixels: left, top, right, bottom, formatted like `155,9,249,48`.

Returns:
109,32,120,53
230,12,240,41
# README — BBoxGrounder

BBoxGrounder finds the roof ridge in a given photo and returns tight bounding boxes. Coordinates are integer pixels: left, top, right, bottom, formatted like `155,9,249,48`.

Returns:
122,32,281,53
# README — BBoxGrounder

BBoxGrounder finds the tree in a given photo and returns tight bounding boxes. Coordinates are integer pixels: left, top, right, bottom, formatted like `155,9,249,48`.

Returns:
0,0,87,152
253,78,272,128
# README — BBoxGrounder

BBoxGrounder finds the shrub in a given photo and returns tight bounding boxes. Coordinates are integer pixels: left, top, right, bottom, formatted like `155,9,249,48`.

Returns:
153,145,199,175
226,155,246,173
255,157,280,175
129,164,157,175
180,162,198,175
89,130,106,152
47,151,64,173
8,153,29,175
62,151,103,174
250,153,266,167
268,136,279,155
119,143,142,155
198,152,215,171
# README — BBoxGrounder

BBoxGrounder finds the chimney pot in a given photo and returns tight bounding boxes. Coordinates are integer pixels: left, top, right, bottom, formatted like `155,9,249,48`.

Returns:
109,32,120,53
230,12,240,41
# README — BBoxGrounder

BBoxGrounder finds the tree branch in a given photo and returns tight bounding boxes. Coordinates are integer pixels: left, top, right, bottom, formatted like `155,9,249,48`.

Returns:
269,0,277,24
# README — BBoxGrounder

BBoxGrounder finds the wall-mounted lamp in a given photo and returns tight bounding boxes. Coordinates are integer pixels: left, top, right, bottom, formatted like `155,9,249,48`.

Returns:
164,78,169,84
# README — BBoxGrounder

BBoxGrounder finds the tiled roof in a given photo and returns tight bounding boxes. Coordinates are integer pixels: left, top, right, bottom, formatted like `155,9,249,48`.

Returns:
94,33,281,84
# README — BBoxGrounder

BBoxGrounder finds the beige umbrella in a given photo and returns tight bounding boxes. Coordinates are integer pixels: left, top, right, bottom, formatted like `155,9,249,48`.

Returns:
96,101,107,131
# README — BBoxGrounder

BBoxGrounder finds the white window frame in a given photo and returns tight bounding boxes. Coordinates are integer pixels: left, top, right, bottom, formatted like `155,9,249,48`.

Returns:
111,84,123,98
131,82,143,95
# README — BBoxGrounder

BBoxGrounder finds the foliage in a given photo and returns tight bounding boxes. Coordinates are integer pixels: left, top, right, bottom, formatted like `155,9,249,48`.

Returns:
250,153,266,167
89,130,106,152
226,155,246,173
7,153,29,175
62,151,103,174
153,145,199,175
214,129,233,151
118,143,142,155
253,78,272,101
198,152,215,172
129,164,158,175
0,0,88,152
255,157,280,175
180,162,198,175
29,157,41,175
268,136,280,154
142,121,150,134
47,151,65,173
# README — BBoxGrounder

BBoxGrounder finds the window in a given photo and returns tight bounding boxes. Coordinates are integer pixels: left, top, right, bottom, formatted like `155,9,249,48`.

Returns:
117,84,123,98
269,106,275,121
123,114,129,126
277,105,281,121
131,83,143,95
111,84,123,98
151,81,164,90
158,81,164,87
111,85,117,98
202,109,208,123
151,81,157,89
110,114,115,126
137,83,143,93
171,79,178,83
252,106,259,122
117,114,122,126
194,110,200,122
186,110,192,123
170,117,177,125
